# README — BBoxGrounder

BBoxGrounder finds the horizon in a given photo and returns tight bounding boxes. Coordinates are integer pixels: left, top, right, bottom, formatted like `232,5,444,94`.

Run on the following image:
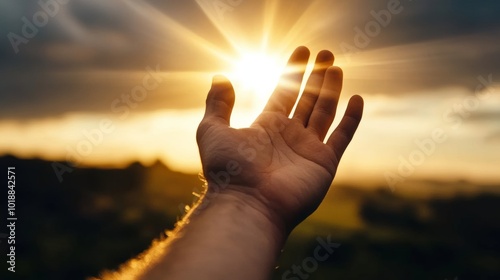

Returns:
3,154,499,199
1,0,499,193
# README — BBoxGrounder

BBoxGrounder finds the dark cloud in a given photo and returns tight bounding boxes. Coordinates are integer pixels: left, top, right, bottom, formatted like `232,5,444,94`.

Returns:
334,0,500,48
0,0,224,119
329,0,500,94
1,0,499,119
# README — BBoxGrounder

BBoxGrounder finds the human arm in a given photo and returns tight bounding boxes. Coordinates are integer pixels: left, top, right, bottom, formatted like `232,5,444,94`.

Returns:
101,46,364,280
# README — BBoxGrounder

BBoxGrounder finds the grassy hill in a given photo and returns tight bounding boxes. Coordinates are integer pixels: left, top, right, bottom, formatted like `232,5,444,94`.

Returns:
0,156,499,279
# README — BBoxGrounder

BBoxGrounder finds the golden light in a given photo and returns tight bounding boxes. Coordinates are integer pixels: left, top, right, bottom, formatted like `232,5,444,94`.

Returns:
228,51,284,107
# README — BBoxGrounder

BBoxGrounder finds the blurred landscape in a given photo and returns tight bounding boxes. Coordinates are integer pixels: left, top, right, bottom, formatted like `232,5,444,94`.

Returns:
1,155,499,280
1,1,500,279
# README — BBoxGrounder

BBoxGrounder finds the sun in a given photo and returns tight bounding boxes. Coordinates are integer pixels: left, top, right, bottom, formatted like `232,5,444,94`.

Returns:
228,51,284,106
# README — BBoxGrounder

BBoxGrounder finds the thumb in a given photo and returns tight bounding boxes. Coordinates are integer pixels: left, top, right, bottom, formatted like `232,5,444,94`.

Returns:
202,75,235,126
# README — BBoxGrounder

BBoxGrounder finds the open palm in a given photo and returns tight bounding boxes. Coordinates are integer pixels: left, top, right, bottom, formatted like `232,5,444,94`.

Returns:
197,46,364,229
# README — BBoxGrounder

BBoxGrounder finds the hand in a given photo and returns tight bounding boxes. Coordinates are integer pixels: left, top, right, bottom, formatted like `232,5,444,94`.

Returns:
196,46,364,231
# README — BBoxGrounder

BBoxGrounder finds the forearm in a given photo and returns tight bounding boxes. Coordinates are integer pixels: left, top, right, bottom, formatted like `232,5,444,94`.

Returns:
136,187,287,280
99,46,362,280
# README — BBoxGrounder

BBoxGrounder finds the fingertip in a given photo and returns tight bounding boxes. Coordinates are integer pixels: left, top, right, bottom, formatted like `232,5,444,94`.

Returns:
210,75,234,94
208,74,234,99
323,67,343,89
212,74,230,85
290,46,311,62
205,75,235,125
295,45,310,55
346,95,364,120
317,50,334,62
326,66,343,76
350,94,364,106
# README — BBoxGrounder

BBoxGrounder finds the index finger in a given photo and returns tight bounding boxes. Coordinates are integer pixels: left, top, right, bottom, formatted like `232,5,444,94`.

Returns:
263,46,310,115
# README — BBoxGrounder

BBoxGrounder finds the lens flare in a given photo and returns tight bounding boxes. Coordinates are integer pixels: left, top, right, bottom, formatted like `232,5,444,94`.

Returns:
229,51,283,105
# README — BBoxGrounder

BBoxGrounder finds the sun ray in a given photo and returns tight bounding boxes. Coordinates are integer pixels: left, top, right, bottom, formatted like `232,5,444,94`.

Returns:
260,0,280,50
275,0,326,53
123,0,233,63
193,0,245,53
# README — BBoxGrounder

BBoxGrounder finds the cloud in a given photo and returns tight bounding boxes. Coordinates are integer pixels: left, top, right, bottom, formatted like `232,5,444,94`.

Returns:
0,0,499,119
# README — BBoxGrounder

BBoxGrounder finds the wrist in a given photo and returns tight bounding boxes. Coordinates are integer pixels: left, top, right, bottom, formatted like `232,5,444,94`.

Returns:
138,183,289,280
202,182,289,249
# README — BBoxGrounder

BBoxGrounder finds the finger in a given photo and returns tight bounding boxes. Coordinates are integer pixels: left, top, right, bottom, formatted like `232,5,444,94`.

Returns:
307,66,343,140
326,95,364,160
202,75,235,126
263,46,310,115
292,50,334,125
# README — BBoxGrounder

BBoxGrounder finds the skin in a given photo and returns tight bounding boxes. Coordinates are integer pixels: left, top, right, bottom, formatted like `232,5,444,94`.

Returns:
197,46,364,231
103,46,363,280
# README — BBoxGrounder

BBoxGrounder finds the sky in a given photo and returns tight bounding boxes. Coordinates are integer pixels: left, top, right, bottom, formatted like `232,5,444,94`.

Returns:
0,0,499,189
